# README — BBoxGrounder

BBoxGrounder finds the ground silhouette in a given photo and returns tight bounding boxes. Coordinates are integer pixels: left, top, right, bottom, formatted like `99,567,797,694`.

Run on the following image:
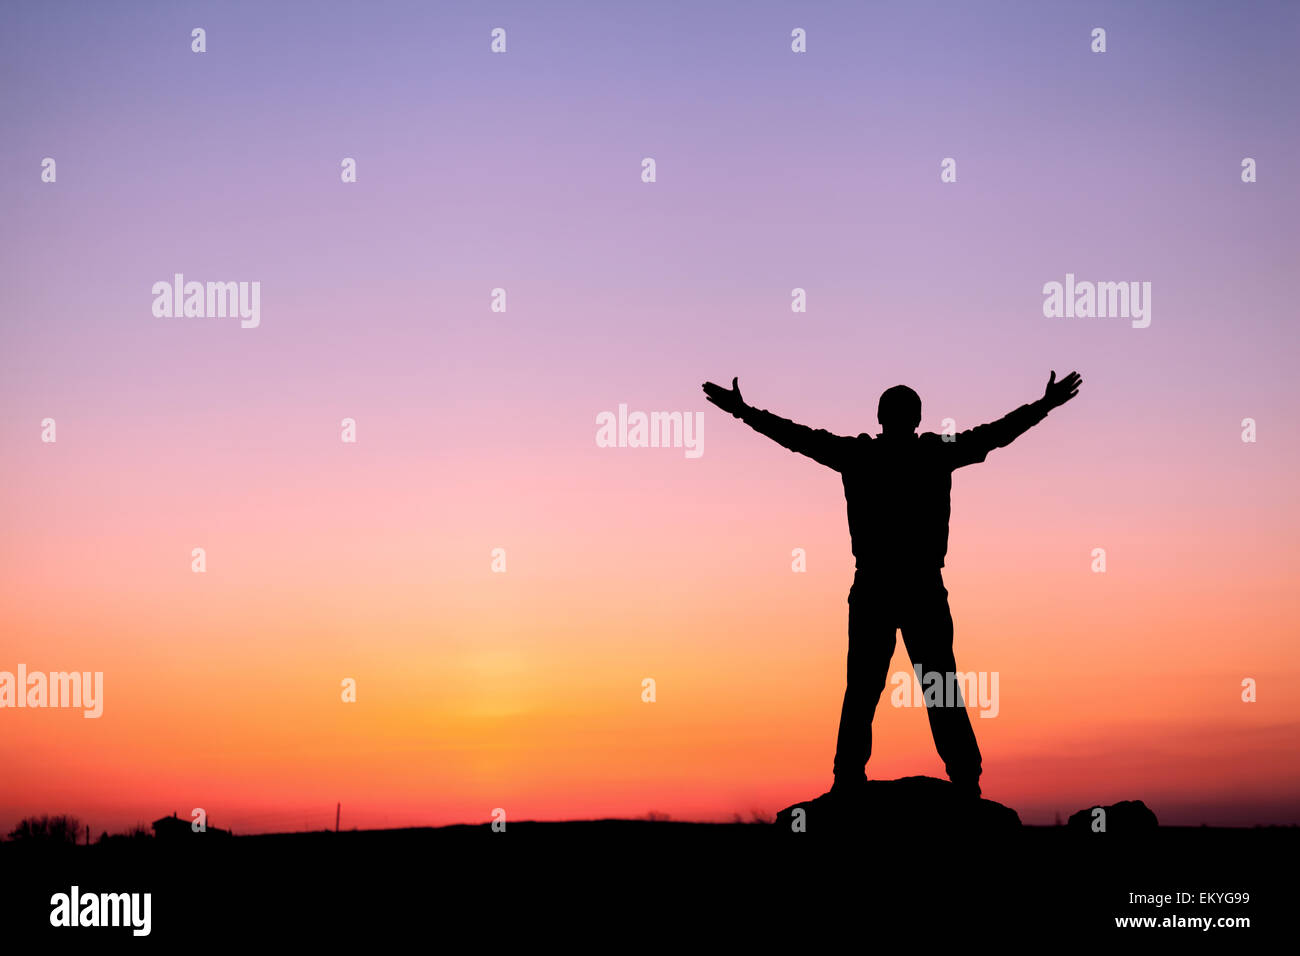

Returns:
3,807,1288,942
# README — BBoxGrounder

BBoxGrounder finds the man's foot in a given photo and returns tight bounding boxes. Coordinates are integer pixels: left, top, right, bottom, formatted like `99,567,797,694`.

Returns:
829,774,868,801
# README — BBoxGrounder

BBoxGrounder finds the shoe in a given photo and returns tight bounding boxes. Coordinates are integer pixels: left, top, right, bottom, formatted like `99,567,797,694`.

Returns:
830,774,868,800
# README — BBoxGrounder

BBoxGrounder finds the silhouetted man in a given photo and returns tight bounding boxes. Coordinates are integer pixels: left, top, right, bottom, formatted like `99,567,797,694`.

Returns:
702,371,1082,799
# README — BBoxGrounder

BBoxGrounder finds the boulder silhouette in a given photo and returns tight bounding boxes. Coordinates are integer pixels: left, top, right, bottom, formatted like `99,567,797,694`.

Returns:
775,775,1021,834
1067,799,1158,832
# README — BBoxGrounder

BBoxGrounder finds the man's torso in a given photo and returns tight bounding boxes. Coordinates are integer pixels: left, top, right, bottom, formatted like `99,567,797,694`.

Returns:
840,432,955,571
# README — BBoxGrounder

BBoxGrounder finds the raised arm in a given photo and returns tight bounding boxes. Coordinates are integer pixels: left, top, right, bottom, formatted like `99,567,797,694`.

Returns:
947,370,1082,468
702,377,856,471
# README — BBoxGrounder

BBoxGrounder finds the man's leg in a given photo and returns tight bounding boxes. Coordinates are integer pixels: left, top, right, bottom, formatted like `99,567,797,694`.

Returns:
832,589,897,786
899,573,982,793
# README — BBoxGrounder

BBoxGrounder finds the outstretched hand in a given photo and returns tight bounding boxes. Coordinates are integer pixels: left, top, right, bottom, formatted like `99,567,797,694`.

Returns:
1043,370,1082,409
702,376,746,416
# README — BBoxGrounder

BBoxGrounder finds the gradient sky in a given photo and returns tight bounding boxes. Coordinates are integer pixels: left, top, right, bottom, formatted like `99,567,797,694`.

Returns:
2,0,1298,834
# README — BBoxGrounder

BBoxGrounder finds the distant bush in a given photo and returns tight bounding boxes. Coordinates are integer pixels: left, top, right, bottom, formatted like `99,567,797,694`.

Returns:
98,824,151,844
6,814,82,844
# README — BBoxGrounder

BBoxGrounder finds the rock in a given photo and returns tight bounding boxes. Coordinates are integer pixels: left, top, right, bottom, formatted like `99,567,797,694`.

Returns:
1067,800,1158,832
775,775,1021,834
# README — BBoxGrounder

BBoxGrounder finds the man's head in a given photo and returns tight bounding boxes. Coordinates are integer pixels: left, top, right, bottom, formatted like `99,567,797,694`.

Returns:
877,385,921,434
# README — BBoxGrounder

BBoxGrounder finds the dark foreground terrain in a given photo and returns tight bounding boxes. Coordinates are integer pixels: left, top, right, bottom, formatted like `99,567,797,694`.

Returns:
2,780,1289,943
